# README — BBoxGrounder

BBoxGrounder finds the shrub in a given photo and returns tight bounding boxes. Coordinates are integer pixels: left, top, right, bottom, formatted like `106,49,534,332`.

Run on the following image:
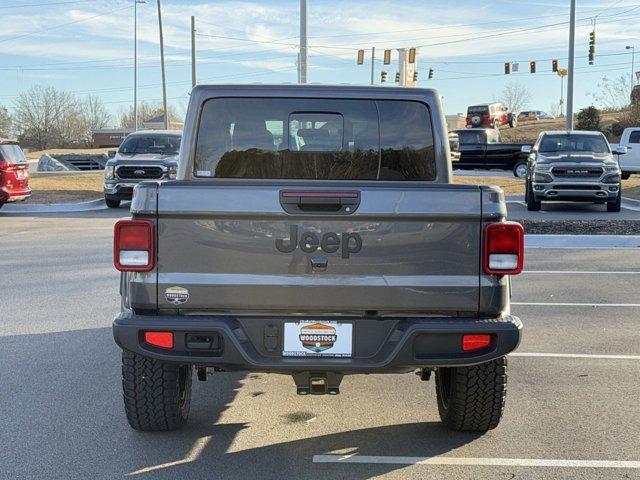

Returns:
575,106,601,131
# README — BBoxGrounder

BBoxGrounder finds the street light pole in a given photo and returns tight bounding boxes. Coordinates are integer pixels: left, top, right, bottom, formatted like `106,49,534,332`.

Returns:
626,45,635,86
133,0,146,131
299,0,308,84
565,0,576,131
157,0,168,129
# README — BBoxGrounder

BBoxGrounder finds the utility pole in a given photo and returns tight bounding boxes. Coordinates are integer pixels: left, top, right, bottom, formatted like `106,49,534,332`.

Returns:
557,68,568,117
398,48,407,86
370,47,375,85
299,0,308,83
133,0,146,131
191,16,196,88
157,0,168,129
565,0,576,131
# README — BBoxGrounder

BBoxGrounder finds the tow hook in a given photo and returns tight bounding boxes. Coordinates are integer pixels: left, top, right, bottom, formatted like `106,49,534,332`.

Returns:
417,368,433,381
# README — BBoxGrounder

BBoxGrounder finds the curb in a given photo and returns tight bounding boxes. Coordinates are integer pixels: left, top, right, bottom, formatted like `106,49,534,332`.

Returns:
526,234,640,249
1,198,107,214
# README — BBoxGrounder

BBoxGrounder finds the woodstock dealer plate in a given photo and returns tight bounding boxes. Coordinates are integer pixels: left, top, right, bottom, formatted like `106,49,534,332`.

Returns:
283,321,353,357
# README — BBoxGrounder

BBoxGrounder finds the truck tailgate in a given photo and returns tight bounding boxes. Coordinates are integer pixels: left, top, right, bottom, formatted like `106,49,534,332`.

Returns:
155,182,482,315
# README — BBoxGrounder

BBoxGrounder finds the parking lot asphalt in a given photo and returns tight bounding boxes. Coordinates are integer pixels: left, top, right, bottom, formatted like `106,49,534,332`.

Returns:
506,197,640,221
2,212,640,480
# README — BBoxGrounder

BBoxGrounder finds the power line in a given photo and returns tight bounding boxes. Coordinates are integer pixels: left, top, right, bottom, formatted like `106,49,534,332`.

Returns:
0,0,94,8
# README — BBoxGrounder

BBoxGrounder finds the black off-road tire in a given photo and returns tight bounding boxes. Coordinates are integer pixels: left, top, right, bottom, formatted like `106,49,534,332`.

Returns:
436,357,508,432
105,198,121,208
122,351,193,432
607,191,622,212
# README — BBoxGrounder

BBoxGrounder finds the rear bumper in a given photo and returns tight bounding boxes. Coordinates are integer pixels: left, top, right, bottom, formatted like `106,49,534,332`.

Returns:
113,313,522,373
0,185,31,203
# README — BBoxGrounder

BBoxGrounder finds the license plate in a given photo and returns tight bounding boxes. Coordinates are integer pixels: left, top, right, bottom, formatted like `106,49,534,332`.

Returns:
283,321,352,357
16,170,25,178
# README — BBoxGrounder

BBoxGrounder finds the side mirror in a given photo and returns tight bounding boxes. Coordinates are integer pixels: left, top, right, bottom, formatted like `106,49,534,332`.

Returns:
521,145,532,154
615,146,628,155
108,150,116,158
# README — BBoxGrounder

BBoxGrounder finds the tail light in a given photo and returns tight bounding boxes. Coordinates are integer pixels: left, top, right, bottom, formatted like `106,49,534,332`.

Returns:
144,331,173,349
482,114,491,124
114,219,154,272
462,334,492,352
483,222,524,275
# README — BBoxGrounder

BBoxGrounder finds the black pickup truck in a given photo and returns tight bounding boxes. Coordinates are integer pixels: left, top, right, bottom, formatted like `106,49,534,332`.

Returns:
452,129,531,177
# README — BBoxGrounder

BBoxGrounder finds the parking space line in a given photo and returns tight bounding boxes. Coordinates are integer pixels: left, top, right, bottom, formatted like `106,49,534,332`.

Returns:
523,270,640,274
128,436,211,475
511,352,640,360
512,302,640,307
313,454,640,468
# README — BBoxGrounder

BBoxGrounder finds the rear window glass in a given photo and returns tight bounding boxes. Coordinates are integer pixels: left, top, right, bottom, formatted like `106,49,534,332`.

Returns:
119,134,181,156
0,144,27,164
456,130,486,144
194,98,435,181
629,131,640,143
467,105,489,115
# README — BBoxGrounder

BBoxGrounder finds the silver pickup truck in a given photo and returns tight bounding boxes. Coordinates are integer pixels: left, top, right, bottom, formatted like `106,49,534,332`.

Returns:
525,130,623,212
112,85,524,433
103,130,181,208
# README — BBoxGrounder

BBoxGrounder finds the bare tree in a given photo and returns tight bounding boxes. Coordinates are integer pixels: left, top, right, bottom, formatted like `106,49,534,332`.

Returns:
83,95,111,134
0,106,11,137
590,74,632,110
118,101,180,129
499,82,532,113
13,85,88,149
549,101,562,118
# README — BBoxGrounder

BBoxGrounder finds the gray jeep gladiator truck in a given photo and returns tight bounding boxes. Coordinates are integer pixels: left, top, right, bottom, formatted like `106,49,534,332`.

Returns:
112,85,524,433
525,130,623,212
103,130,181,208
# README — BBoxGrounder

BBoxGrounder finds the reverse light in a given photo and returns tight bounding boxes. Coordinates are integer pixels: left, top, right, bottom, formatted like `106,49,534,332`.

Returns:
144,331,174,349
483,222,524,275
462,334,492,352
114,219,154,272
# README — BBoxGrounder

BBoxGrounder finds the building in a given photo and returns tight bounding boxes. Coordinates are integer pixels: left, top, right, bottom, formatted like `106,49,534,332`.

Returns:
141,114,184,131
92,128,134,148
445,114,466,132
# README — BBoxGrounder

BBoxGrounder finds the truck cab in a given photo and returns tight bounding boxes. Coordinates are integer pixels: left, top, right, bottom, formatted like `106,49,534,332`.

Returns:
112,85,523,434
611,127,640,179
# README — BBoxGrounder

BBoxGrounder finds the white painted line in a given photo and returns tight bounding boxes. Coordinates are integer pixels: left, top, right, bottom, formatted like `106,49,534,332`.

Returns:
513,302,640,307
511,352,640,360
128,436,211,475
313,454,640,469
523,270,640,274
525,234,640,250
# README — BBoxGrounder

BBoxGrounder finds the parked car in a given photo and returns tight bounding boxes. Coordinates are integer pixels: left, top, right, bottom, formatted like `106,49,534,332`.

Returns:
525,130,625,212
466,102,516,129
452,128,531,177
0,139,31,208
112,85,524,433
517,111,554,123
103,130,181,208
610,127,640,179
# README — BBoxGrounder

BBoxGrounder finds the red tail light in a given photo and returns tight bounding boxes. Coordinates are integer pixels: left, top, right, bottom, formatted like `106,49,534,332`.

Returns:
144,331,173,349
114,219,154,272
462,334,492,352
483,222,524,275
483,114,491,123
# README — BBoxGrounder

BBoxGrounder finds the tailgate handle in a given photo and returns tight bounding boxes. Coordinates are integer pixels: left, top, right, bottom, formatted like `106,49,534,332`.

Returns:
280,191,360,215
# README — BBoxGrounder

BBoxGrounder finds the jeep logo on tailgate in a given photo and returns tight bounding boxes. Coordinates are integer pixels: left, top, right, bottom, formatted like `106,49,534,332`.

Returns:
275,225,362,259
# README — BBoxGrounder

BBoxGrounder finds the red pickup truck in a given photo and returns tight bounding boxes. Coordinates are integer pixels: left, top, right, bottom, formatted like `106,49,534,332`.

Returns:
0,139,31,208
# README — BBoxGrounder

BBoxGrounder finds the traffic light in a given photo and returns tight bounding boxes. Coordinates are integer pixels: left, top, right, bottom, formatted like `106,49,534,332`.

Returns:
395,72,400,83
530,61,536,74
383,49,391,65
381,70,388,83
504,62,510,74
357,49,365,65
552,59,558,72
413,71,418,82
408,47,416,64
428,68,433,79
588,30,596,64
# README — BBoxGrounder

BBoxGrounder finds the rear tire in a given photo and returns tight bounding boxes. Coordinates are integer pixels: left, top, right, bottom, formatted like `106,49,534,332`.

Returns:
436,357,508,432
513,162,528,178
105,198,121,208
607,191,622,212
526,181,541,211
121,351,192,432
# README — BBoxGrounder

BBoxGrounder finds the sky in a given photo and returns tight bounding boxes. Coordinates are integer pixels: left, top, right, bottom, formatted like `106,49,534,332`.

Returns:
0,0,639,125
